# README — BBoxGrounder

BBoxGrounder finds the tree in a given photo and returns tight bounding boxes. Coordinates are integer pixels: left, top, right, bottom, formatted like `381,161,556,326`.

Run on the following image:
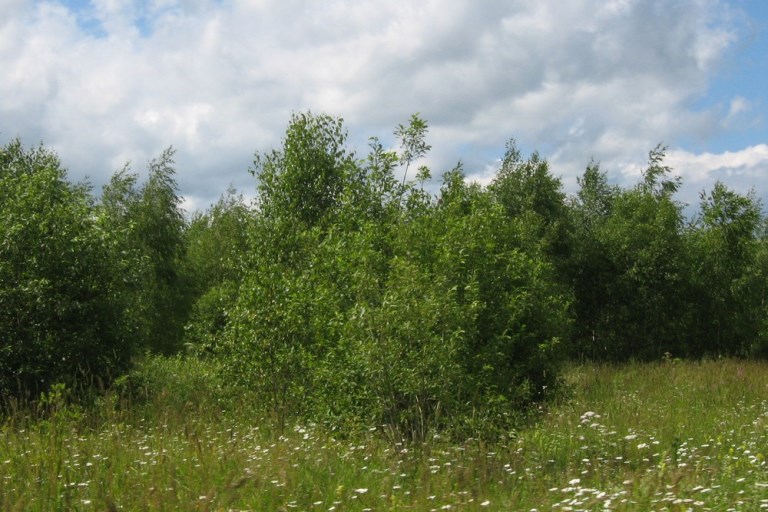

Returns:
0,140,134,395
254,112,354,230
136,148,189,353
220,113,571,440
183,187,252,352
568,150,689,360
568,162,619,357
97,148,189,354
394,113,432,190
223,113,357,429
687,182,762,355
489,140,572,274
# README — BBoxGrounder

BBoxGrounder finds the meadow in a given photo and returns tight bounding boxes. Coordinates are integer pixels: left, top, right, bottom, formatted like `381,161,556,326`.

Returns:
1,357,767,511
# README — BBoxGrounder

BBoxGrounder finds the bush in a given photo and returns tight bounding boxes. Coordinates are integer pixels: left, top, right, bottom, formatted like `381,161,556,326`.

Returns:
218,114,570,440
0,141,136,396
114,354,231,415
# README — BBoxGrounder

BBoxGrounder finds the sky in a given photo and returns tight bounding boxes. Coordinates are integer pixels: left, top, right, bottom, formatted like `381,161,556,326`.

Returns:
1,0,766,214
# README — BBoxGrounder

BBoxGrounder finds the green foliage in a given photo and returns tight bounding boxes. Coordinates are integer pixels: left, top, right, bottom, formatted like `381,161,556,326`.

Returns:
567,149,768,360
394,113,432,188
598,185,689,358
7,108,768,443
114,354,231,414
0,139,193,398
219,113,569,440
0,140,134,396
183,187,251,352
687,182,764,356
253,112,355,229
569,152,690,360
568,163,618,354
641,144,681,198
97,148,190,354
489,140,572,274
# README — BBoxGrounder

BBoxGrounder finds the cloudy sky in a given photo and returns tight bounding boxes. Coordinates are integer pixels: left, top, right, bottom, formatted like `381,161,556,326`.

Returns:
1,0,766,213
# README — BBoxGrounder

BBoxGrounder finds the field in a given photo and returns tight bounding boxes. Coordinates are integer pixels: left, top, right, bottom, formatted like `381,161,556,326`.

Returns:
1,358,767,511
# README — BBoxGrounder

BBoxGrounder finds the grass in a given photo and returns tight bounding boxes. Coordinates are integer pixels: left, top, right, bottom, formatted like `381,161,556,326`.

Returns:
1,357,767,510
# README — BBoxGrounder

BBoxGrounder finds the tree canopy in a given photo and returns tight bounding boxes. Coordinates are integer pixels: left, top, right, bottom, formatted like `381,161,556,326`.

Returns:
2,113,767,439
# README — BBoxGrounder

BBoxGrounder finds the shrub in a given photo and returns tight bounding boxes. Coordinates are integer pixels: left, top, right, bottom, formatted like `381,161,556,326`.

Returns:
0,140,135,396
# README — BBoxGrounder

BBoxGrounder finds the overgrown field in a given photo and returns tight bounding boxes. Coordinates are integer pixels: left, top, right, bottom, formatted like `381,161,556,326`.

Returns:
1,357,767,511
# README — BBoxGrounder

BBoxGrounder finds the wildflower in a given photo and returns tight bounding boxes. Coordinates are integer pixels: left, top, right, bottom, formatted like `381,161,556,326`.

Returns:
354,488,369,494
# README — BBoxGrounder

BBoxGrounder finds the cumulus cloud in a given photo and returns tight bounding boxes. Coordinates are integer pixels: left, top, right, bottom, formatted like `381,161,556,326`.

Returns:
665,144,768,206
0,0,762,211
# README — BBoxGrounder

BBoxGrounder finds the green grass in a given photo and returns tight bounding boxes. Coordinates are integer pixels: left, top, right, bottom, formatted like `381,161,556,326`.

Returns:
2,357,767,510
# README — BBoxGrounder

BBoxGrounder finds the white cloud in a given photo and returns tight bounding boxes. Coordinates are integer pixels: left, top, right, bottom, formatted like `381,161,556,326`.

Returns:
0,0,759,212
667,144,768,183
663,145,768,209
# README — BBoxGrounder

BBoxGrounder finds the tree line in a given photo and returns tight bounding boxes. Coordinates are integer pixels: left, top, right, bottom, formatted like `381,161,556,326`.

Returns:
2,112,766,437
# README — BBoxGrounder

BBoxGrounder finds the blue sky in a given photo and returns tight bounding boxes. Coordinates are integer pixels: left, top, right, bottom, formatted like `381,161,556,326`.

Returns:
1,0,766,212
688,0,766,152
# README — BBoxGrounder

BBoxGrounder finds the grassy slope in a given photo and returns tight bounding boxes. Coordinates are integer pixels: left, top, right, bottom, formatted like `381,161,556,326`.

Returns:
1,358,767,511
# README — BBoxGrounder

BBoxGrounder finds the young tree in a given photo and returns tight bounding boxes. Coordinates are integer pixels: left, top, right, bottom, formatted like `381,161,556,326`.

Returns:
568,149,689,360
568,162,619,357
137,148,189,353
254,112,354,230
183,187,252,352
489,140,572,275
223,113,357,428
688,182,762,355
97,148,189,354
220,113,571,440
0,140,134,395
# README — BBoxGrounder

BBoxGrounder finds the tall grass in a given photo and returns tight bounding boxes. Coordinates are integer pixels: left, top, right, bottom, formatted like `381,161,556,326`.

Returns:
1,357,767,510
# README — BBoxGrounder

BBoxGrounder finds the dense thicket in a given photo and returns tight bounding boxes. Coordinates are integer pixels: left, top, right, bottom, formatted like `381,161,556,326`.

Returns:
0,140,188,397
0,141,127,395
2,113,767,437
209,113,569,439
99,149,191,355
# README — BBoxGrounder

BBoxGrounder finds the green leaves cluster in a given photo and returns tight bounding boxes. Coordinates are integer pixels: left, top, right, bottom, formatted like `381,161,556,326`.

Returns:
5,110,768,438
210,113,569,439
182,112,768,438
569,148,768,360
0,141,125,394
99,148,190,355
0,140,188,397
